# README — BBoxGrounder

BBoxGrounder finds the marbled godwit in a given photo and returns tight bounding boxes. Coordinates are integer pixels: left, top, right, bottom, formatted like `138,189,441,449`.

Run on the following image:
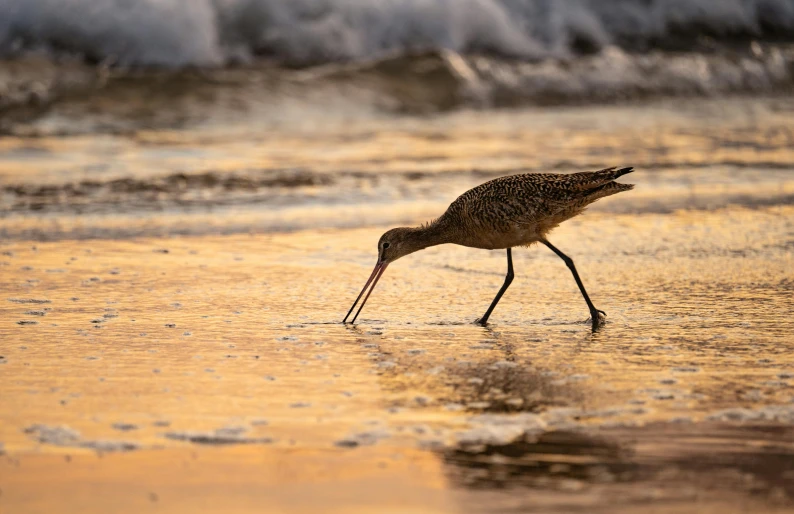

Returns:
343,167,635,330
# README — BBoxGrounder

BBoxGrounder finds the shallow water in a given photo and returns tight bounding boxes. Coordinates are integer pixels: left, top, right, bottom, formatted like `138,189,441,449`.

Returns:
1,95,794,512
2,95,794,238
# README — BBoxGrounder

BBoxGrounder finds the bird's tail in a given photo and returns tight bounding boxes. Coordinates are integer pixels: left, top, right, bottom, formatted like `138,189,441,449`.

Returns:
602,166,635,181
579,167,636,203
568,166,635,190
548,167,635,219
585,180,634,202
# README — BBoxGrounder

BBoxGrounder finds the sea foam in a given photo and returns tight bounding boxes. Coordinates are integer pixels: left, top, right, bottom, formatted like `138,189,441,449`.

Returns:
1,0,793,67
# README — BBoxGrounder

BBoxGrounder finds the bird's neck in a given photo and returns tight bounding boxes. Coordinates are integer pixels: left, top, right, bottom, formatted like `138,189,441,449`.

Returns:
408,217,456,249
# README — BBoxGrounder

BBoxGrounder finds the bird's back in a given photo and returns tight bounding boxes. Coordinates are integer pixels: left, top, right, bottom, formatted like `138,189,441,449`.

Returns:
439,167,634,249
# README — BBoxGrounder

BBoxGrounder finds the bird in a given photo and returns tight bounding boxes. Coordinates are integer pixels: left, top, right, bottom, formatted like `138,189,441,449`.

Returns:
343,166,635,330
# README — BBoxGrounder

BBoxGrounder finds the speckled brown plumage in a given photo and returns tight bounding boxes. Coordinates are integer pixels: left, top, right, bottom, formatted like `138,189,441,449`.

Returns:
434,166,635,249
344,167,635,329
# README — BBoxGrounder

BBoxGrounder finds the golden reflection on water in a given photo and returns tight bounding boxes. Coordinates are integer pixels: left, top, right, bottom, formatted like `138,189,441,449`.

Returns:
1,96,794,512
1,204,793,512
2,97,794,186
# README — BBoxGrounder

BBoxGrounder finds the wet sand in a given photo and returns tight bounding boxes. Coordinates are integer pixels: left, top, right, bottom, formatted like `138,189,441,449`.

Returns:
2,93,794,512
2,202,794,512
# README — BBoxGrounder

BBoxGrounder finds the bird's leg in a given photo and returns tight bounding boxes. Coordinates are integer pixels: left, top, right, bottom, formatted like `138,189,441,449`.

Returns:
477,248,514,326
541,240,606,329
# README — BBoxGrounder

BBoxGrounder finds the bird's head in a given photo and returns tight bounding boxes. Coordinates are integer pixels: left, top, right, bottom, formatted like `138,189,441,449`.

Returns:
376,227,426,265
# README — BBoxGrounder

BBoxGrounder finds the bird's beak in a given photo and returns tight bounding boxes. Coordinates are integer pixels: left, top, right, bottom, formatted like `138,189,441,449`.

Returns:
343,260,389,324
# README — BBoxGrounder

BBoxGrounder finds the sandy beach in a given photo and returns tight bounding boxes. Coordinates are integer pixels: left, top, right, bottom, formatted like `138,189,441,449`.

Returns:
3,161,794,511
2,3,794,509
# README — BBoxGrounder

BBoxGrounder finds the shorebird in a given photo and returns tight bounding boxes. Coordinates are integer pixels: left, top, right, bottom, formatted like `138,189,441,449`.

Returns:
343,167,635,330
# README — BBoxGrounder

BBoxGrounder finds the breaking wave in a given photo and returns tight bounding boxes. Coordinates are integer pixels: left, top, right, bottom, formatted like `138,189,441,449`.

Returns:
2,0,794,67
2,0,794,125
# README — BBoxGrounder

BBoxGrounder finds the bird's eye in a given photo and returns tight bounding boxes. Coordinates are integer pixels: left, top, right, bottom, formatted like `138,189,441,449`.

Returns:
382,242,390,249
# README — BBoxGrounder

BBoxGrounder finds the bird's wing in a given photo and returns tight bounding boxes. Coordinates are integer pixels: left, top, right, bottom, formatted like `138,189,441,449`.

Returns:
447,169,634,229
509,169,634,225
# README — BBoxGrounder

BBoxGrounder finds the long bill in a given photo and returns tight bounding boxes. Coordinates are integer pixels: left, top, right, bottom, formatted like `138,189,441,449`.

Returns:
342,261,389,324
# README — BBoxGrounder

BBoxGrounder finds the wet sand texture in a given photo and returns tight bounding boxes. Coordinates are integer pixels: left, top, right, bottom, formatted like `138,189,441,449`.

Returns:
1,79,794,513
2,197,794,512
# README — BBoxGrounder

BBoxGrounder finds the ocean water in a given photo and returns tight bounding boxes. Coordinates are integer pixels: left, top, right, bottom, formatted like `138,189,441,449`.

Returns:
1,94,793,239
2,0,794,121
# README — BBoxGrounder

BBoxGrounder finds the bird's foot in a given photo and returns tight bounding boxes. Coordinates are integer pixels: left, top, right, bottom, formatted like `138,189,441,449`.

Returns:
473,317,489,327
590,310,606,331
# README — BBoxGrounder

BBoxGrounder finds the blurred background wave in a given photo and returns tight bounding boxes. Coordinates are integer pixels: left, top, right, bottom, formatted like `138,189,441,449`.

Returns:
2,0,794,122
